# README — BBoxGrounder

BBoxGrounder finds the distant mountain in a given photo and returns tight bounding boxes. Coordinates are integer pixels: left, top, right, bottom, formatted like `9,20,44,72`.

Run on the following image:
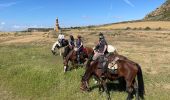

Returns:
144,0,170,21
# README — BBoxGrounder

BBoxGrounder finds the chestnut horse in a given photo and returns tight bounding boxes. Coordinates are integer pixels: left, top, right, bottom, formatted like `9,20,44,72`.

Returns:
63,47,94,72
80,54,144,100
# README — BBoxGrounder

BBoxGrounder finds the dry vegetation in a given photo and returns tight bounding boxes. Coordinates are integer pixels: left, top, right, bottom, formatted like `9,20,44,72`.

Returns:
97,21,170,30
0,21,170,100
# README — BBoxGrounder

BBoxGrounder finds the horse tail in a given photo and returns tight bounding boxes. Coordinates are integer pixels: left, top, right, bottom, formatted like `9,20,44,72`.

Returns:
136,64,145,99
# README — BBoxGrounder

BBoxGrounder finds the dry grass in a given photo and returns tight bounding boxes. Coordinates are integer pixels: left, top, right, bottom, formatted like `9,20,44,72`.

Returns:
97,21,170,30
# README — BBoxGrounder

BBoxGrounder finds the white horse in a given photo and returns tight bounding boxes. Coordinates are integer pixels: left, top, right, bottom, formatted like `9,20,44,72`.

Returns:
51,39,69,56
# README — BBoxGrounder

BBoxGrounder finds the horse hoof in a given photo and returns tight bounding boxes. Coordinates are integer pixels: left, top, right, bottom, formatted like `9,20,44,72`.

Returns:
64,66,67,73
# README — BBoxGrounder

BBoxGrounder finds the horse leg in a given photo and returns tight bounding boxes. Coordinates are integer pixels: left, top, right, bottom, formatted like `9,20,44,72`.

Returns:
64,61,69,73
59,49,62,56
98,81,103,92
102,79,111,100
95,77,104,93
126,81,133,100
71,61,76,71
64,65,67,73
134,80,139,100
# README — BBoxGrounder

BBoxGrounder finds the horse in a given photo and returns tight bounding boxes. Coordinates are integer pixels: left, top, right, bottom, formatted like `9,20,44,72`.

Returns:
51,39,69,56
80,53,145,100
63,45,117,72
63,46,94,73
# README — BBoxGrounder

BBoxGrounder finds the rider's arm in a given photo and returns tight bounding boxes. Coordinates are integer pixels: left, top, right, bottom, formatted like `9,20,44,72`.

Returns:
103,45,107,54
94,42,100,50
80,41,83,47
78,41,83,49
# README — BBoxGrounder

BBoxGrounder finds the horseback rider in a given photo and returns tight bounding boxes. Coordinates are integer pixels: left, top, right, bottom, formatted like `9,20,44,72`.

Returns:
93,33,108,60
68,35,75,49
58,32,65,47
63,35,75,60
76,35,84,64
90,33,108,77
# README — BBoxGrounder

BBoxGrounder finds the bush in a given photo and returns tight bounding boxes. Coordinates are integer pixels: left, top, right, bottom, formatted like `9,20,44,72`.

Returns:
156,27,162,30
14,32,19,36
125,27,131,30
138,27,142,30
133,27,137,30
144,27,151,30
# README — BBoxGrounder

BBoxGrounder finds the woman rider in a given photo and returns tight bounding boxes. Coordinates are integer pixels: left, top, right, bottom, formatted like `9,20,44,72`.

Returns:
91,33,108,65
76,35,83,64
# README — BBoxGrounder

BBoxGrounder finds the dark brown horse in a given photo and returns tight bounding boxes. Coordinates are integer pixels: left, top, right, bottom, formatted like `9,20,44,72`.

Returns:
63,47,94,72
80,54,144,100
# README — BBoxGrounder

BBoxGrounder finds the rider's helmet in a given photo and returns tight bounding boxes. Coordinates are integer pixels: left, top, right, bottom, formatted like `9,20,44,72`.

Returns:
70,35,74,40
99,32,104,39
77,35,81,39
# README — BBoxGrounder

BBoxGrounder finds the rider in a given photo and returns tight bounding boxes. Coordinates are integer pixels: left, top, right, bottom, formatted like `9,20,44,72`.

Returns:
58,32,65,46
93,33,108,60
76,35,83,64
91,33,108,77
68,35,75,49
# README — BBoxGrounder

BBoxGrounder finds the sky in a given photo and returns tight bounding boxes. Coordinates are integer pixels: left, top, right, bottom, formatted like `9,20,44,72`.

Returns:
0,0,166,31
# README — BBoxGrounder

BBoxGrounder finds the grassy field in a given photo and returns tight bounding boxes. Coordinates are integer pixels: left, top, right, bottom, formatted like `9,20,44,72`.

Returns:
0,27,170,100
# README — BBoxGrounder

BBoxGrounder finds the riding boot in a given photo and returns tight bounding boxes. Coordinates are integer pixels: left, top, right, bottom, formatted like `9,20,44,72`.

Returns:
101,61,107,79
60,40,63,47
99,57,108,78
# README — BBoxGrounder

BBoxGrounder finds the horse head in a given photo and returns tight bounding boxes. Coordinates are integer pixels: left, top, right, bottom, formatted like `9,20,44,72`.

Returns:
51,41,61,55
80,76,90,91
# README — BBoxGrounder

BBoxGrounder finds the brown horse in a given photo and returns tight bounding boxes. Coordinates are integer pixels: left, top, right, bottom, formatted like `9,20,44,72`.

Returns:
63,46,94,72
80,53,144,100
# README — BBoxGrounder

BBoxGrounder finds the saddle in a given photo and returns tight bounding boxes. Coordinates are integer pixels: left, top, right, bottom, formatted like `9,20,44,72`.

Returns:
107,56,119,74
97,55,119,75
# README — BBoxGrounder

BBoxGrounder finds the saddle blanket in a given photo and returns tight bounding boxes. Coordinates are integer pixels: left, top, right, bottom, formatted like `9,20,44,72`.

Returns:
108,56,119,70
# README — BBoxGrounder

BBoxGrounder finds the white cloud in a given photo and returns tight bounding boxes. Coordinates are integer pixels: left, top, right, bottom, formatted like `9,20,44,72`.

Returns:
123,0,135,7
13,25,22,29
1,22,5,25
12,24,49,31
0,2,17,8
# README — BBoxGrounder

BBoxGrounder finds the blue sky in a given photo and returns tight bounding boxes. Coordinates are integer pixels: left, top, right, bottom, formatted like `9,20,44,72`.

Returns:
0,0,166,31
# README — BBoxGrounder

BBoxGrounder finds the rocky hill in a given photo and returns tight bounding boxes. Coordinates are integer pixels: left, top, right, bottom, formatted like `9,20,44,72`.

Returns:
144,0,170,21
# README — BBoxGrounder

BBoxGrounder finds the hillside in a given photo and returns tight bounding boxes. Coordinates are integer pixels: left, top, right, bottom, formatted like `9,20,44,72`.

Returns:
97,21,170,30
144,0,170,21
